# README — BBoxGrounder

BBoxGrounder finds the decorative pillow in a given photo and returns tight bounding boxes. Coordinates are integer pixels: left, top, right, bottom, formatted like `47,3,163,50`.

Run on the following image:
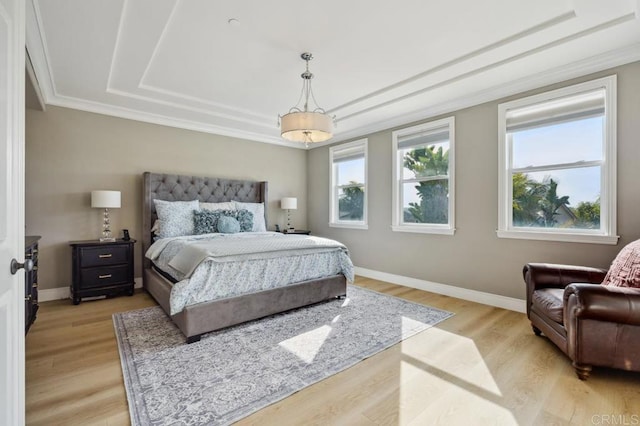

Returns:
193,210,219,234
201,201,236,212
217,216,240,234
228,209,254,232
153,199,199,238
602,239,640,288
233,201,266,232
193,209,254,234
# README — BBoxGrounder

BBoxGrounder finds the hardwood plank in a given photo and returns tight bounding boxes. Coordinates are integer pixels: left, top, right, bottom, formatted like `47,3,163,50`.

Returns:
25,280,640,425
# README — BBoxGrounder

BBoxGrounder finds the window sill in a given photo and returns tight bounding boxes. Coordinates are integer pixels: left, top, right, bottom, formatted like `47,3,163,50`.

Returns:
329,222,368,230
496,229,619,245
391,225,455,235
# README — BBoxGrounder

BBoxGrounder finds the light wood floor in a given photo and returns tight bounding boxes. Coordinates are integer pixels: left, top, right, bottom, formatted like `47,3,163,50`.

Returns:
26,277,640,425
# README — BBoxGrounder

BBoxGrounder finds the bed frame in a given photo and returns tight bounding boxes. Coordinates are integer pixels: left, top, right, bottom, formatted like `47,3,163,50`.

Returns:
142,172,347,343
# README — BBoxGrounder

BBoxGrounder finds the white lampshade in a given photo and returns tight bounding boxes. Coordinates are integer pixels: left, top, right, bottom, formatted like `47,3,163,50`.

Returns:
280,112,333,143
91,190,121,209
281,197,297,210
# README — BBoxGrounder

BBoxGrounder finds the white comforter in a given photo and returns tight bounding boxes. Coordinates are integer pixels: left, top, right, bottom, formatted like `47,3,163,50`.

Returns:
146,232,354,314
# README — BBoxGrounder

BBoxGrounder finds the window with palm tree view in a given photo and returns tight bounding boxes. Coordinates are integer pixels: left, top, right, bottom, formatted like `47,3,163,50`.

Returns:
392,117,455,234
498,76,617,244
330,139,367,229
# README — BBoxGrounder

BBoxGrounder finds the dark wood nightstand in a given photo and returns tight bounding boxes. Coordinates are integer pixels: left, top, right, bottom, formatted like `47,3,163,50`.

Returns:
25,235,41,334
69,239,136,305
281,229,311,235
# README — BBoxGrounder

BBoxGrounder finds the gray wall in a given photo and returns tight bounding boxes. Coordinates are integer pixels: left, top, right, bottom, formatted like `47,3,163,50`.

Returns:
308,61,640,300
26,106,307,290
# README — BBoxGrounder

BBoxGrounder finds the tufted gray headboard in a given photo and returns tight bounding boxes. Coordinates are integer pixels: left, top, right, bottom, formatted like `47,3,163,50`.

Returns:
142,172,268,269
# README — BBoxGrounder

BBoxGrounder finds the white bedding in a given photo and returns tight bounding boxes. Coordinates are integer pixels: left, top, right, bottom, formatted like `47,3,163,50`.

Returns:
146,232,354,314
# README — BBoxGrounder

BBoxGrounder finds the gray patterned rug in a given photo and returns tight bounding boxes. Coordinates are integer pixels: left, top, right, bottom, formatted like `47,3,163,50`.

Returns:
113,285,453,425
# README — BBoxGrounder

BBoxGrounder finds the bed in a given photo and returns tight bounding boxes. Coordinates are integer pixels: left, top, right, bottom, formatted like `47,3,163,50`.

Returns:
142,172,349,343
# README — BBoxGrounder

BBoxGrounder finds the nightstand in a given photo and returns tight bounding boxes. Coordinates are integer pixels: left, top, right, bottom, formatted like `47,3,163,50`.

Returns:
25,235,41,334
69,239,136,305
281,229,311,235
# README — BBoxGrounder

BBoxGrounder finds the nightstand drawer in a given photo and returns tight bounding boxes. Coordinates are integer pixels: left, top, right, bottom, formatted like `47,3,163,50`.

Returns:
80,265,130,289
79,245,128,267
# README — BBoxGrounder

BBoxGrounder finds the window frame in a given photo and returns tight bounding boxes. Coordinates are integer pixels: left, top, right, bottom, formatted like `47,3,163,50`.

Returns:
329,138,368,230
497,75,618,244
391,117,456,235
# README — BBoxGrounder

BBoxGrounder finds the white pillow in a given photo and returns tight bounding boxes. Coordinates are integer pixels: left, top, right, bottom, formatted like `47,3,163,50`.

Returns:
233,201,266,232
153,199,199,238
201,201,236,211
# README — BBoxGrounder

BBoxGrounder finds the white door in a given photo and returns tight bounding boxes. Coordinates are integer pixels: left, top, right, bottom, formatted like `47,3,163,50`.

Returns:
0,0,25,424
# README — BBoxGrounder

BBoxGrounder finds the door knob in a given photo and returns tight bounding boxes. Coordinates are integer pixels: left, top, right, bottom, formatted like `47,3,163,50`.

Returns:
10,258,33,275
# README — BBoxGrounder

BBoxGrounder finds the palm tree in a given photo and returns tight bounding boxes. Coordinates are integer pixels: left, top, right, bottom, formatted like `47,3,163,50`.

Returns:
338,184,364,220
512,173,547,226
538,178,570,227
404,146,449,223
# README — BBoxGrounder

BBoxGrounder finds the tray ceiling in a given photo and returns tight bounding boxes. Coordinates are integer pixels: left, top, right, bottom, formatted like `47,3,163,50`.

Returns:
26,0,640,149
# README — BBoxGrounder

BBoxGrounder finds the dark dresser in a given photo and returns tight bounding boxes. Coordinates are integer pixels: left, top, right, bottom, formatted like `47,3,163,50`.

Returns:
70,239,136,304
25,235,41,334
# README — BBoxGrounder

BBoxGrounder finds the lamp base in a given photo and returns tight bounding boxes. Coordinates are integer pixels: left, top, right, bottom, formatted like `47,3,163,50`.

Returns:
99,237,116,242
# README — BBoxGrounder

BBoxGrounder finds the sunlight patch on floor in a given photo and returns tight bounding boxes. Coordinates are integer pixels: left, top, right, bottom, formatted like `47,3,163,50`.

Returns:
401,316,431,335
278,325,332,364
398,327,515,425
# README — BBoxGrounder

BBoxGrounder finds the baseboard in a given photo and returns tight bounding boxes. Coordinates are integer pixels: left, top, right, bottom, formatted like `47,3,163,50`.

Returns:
354,266,526,313
38,278,143,302
39,273,526,313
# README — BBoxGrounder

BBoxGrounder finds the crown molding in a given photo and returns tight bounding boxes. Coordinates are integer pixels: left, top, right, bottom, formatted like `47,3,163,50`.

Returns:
328,10,577,116
25,0,55,102
313,42,640,149
46,93,307,149
25,0,640,151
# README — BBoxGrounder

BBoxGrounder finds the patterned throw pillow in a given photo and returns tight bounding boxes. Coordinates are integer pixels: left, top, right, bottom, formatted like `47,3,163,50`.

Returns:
153,199,200,238
193,210,219,234
232,201,266,232
193,209,254,234
602,239,640,288
233,209,254,232
217,216,241,234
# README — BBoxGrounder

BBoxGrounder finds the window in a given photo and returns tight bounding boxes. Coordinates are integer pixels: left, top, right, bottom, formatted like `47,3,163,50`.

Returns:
330,139,368,229
392,117,455,234
498,76,617,244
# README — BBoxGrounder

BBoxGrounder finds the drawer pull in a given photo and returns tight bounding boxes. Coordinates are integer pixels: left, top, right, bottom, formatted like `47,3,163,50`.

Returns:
99,254,113,258
25,295,31,301
98,274,112,279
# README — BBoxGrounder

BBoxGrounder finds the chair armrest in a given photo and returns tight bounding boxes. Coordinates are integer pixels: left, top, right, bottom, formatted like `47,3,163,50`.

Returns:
523,263,607,292
564,284,640,325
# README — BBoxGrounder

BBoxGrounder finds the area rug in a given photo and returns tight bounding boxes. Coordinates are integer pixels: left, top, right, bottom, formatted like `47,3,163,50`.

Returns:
113,285,453,425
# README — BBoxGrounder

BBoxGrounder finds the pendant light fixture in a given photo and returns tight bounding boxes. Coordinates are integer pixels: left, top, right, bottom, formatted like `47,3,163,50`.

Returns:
279,52,335,146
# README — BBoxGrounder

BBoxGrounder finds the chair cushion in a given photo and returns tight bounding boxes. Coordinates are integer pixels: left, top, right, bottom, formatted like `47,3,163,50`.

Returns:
602,239,640,288
532,288,565,324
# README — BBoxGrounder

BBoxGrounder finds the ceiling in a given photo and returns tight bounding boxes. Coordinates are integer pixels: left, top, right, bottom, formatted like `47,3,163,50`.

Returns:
25,0,640,149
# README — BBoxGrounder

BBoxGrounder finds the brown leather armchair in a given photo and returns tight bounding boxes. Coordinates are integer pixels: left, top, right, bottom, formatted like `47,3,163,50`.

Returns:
523,263,640,380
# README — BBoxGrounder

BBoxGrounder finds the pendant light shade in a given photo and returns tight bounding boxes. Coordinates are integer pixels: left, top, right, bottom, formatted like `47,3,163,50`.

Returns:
280,111,334,143
279,52,335,145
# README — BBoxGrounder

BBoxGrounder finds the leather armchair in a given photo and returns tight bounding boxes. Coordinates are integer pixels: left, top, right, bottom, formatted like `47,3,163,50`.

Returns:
523,263,640,380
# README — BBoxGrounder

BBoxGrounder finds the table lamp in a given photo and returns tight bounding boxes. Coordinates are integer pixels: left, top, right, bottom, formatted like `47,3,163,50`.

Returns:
91,190,121,242
280,197,297,231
